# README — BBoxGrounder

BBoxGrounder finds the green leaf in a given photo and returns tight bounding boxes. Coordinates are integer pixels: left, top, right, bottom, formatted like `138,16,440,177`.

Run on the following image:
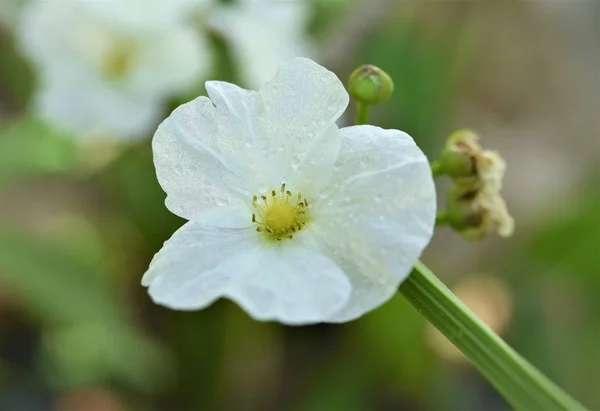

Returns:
400,262,588,411
0,117,79,183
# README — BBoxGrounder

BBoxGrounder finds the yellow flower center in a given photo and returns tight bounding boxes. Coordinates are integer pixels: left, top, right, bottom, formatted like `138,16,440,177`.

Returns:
252,184,309,241
101,42,136,80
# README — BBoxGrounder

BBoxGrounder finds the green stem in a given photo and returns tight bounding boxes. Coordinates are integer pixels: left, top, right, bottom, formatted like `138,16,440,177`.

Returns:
430,160,443,177
355,102,370,125
399,261,587,411
435,212,449,227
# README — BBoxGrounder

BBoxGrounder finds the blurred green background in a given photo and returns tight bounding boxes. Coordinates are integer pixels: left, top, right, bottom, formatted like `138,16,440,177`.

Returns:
1,0,599,410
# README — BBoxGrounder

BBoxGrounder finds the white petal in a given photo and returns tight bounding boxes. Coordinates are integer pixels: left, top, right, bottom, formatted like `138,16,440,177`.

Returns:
18,2,108,73
144,223,351,324
81,0,204,33
34,74,161,139
128,26,210,99
205,80,340,194
258,58,349,194
313,125,437,322
153,95,271,221
143,221,261,309
225,233,351,325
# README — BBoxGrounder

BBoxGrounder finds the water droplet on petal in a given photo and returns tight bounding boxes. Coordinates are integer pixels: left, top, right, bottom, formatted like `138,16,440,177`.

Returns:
291,154,302,169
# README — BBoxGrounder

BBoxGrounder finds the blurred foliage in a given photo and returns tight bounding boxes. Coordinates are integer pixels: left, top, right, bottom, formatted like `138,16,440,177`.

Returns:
0,28,35,109
0,117,79,184
506,177,600,409
358,7,471,155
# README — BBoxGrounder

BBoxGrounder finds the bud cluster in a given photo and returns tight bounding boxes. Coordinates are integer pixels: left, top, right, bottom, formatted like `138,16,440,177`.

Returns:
435,130,514,240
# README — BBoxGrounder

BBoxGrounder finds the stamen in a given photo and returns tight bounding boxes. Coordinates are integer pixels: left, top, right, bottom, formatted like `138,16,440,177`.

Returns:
250,185,310,242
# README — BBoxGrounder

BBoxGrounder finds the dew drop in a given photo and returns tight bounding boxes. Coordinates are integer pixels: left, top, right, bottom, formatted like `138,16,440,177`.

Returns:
291,154,302,169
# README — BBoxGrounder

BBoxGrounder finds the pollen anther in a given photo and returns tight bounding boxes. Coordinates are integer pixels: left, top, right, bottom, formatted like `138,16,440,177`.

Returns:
251,184,309,241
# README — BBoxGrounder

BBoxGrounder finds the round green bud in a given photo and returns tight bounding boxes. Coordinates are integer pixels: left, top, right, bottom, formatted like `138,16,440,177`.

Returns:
437,148,475,178
348,65,394,105
435,129,481,179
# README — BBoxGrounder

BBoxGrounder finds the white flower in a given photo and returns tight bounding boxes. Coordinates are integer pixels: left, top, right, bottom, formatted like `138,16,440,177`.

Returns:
142,58,436,325
18,0,209,140
209,0,314,88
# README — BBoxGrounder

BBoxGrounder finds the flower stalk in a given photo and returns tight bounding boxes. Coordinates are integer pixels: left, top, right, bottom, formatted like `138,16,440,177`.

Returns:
430,160,443,177
400,262,587,411
355,102,370,125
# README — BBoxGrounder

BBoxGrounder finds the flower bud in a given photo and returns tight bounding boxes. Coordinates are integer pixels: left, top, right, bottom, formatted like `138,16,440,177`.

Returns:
348,65,394,105
436,129,479,179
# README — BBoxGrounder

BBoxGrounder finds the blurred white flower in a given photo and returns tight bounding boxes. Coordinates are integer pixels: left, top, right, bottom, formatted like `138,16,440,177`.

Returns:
209,0,313,87
142,58,436,325
18,0,209,140
17,0,314,140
